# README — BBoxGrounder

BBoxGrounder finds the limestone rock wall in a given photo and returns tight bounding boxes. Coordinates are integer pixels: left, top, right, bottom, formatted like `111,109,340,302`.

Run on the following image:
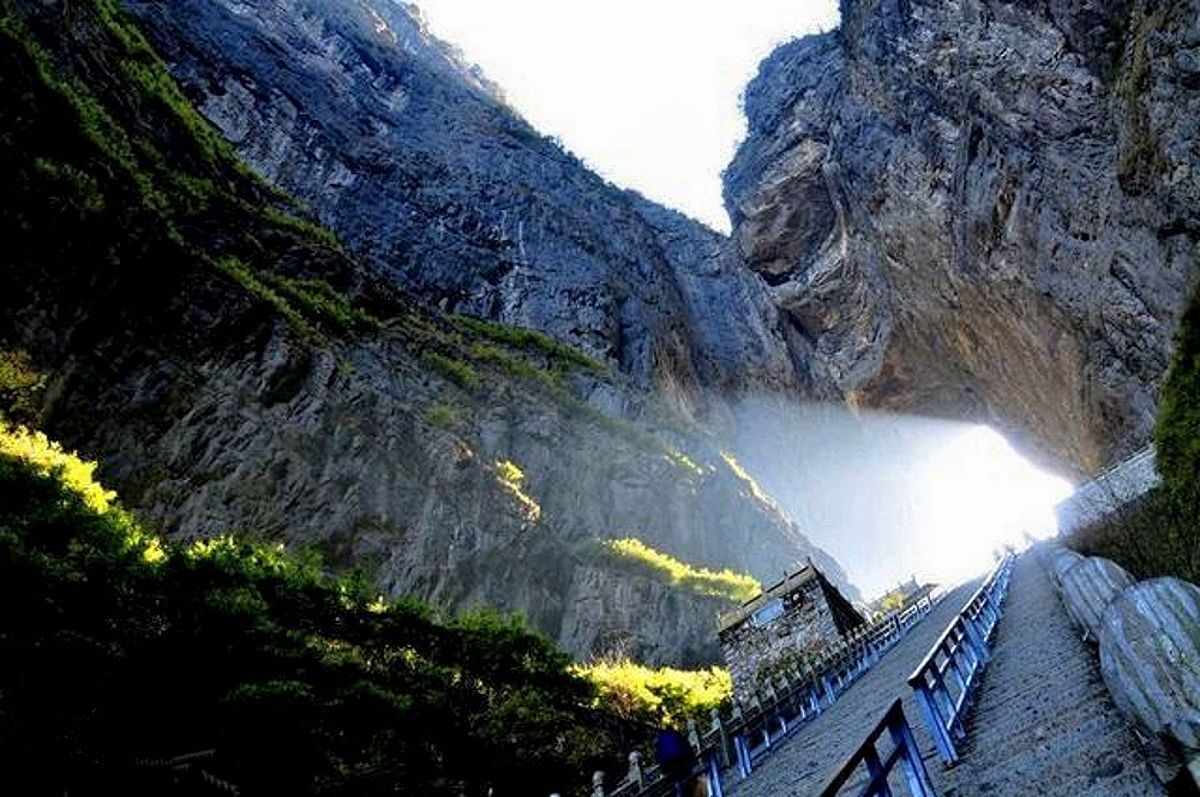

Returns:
725,0,1200,473
122,0,802,414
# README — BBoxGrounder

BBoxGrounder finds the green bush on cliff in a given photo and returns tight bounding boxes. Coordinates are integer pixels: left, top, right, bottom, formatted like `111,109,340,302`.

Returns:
598,537,761,603
1156,284,1200,499
0,423,625,796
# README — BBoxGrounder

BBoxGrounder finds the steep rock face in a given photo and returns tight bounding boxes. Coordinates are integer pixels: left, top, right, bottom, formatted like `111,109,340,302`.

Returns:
726,0,1200,473
0,0,857,667
122,0,801,412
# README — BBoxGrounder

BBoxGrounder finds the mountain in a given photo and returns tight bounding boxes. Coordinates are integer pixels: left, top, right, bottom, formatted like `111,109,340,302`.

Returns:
0,0,857,669
121,0,802,405
725,0,1200,475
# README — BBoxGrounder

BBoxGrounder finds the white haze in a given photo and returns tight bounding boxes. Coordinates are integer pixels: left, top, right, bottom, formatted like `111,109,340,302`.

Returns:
731,399,1074,600
411,0,841,231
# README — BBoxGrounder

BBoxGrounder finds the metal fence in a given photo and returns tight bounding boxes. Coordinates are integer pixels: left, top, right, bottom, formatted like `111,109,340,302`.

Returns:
816,699,937,797
906,554,1014,766
584,595,939,797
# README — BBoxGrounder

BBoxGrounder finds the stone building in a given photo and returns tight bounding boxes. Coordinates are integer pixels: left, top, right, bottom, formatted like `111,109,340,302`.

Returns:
718,563,865,696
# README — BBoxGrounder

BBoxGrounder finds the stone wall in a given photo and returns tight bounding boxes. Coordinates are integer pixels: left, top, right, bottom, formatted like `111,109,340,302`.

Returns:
719,575,844,695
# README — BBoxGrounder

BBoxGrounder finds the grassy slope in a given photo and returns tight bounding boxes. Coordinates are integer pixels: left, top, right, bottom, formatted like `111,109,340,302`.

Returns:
0,422,628,795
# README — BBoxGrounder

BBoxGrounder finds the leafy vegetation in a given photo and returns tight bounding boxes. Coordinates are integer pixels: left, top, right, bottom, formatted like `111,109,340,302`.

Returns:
597,538,761,603
494,459,542,522
0,350,44,421
421,351,481,390
1067,489,1199,584
0,421,638,795
1067,282,1200,583
0,0,370,354
1156,283,1200,499
452,314,609,375
263,274,382,334
1113,5,1170,189
720,451,777,507
577,660,732,729
425,401,462,429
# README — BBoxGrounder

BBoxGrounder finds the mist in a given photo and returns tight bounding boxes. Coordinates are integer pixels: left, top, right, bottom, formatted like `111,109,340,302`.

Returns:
728,397,1074,600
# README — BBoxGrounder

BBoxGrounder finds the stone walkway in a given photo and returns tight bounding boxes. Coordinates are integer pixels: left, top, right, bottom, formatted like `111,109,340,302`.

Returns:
729,553,1163,796
935,554,1162,796
728,579,981,796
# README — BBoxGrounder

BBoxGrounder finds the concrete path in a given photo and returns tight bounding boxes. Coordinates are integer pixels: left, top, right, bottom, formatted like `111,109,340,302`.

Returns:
935,554,1162,797
728,579,981,797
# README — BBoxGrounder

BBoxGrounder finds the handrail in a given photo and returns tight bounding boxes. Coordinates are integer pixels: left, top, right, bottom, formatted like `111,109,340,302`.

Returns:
906,554,1014,766
817,699,937,797
587,594,940,797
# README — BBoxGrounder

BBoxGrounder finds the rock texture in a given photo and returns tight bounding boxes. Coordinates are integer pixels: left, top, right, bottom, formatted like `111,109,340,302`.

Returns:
726,0,1200,473
122,0,801,415
0,0,858,668
1099,578,1200,766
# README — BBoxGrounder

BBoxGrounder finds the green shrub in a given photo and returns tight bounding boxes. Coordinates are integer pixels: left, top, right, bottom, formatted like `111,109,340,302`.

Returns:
263,274,382,333
1156,283,1200,498
576,660,732,729
452,314,609,375
597,538,761,603
421,351,481,390
0,422,623,795
1066,488,1199,584
425,401,461,429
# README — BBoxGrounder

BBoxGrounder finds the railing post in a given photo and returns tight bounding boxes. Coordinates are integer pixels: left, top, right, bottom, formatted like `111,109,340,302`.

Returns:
862,744,895,797
888,705,938,797
705,749,726,797
687,718,702,754
627,750,643,787
915,680,959,765
961,612,990,665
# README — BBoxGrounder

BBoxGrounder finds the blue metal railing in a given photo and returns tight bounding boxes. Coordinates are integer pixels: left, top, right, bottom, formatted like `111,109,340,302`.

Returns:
817,698,937,797
595,596,938,797
729,597,934,779
906,554,1014,766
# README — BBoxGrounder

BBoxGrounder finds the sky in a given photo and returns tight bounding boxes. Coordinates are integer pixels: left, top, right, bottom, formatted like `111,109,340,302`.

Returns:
412,0,841,231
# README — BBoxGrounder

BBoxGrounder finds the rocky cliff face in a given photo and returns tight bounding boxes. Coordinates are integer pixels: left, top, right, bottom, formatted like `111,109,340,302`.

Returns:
121,0,802,415
725,0,1200,474
1,0,859,669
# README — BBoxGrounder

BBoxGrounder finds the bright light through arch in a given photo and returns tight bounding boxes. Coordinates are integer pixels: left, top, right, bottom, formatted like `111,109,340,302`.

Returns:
910,425,1073,588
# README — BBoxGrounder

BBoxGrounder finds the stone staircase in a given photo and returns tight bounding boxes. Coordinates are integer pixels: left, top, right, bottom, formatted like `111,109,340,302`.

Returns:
728,580,981,796
730,554,1164,796
934,555,1162,796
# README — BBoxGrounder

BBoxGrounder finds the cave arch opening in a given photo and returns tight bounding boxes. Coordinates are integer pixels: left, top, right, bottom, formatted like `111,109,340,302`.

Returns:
729,398,1073,601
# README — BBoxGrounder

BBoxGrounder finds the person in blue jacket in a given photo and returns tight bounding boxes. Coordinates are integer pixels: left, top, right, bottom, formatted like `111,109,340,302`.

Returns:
655,726,701,797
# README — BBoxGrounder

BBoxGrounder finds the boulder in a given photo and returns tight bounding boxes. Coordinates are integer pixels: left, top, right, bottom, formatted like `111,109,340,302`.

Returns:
1099,578,1200,777
1060,557,1135,640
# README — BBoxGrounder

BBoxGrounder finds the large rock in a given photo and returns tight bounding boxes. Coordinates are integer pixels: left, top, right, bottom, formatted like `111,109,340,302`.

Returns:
1060,556,1136,640
1099,578,1200,772
0,0,859,667
725,0,1200,473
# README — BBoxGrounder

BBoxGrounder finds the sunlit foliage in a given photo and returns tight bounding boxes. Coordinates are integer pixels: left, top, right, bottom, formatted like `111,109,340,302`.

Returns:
599,537,761,603
495,459,542,522
720,451,777,507
0,423,630,795
577,659,732,728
